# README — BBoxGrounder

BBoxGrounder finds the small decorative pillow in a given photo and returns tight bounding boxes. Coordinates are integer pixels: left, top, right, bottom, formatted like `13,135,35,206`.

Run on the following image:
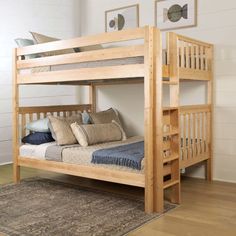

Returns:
15,38,37,59
82,111,91,124
26,118,50,133
22,132,54,145
48,114,83,145
89,108,122,126
70,120,127,147
30,32,74,56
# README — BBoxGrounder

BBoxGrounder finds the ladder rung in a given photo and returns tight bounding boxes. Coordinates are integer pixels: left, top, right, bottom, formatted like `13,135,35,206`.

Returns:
163,154,179,163
162,81,178,85
163,130,179,137
163,107,179,111
164,179,179,189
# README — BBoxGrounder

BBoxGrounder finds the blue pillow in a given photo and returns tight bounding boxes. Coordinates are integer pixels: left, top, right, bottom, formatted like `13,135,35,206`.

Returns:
26,118,50,132
82,111,91,124
14,38,39,59
22,132,54,145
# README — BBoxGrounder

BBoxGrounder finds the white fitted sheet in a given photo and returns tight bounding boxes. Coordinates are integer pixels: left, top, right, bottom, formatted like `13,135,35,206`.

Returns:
19,142,56,159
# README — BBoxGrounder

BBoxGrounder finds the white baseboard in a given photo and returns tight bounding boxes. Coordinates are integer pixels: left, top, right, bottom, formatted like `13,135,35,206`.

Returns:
213,178,236,184
0,161,13,166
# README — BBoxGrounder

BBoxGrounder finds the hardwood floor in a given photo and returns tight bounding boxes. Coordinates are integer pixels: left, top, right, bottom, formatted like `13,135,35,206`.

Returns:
1,164,236,236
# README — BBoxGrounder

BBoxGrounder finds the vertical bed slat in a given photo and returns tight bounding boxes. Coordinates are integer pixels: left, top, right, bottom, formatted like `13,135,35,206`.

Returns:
186,43,190,68
183,114,187,161
197,113,201,155
200,46,204,70
180,41,185,68
21,114,26,138
188,114,191,159
191,45,195,69
192,113,196,158
196,46,199,70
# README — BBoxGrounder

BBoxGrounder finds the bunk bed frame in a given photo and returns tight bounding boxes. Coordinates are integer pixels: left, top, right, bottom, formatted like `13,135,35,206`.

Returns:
12,26,213,214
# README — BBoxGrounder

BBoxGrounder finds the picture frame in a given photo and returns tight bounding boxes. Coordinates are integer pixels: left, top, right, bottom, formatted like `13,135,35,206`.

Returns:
105,4,139,32
155,0,197,31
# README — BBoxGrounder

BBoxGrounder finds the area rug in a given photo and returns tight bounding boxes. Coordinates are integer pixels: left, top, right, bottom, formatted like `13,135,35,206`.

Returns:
0,179,176,236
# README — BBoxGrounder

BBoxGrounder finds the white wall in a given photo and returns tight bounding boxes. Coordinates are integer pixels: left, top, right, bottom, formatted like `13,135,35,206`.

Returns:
80,0,236,182
0,0,81,164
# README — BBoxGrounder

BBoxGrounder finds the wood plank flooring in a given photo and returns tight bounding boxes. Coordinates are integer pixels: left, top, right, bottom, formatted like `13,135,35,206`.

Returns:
0,164,236,236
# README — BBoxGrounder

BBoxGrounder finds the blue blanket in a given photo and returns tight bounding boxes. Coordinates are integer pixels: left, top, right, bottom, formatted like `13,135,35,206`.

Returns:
91,141,144,170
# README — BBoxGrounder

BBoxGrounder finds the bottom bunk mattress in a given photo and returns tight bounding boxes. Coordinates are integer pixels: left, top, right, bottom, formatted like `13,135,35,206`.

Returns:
19,136,144,173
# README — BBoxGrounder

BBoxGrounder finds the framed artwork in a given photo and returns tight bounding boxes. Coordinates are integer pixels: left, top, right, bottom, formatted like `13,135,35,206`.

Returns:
105,4,139,32
155,0,197,31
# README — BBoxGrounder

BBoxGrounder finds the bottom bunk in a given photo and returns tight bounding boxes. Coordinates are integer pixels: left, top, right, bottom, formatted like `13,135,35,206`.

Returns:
13,103,212,213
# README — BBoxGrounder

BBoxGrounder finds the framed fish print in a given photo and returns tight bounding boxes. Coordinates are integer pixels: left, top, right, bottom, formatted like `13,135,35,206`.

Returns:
105,4,139,32
155,0,197,31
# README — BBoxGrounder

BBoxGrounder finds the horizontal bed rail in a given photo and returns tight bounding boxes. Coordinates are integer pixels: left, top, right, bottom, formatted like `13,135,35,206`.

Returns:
17,64,145,84
16,27,145,57
15,27,147,85
17,45,145,69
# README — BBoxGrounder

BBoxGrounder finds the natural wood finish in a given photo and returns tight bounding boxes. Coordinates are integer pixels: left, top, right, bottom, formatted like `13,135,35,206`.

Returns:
12,48,20,184
167,32,181,204
17,64,145,85
180,105,211,169
18,157,145,187
12,26,214,214
144,26,160,213
89,85,96,113
18,104,91,114
17,27,145,56
179,68,211,81
175,34,212,48
205,45,214,181
153,28,164,213
17,45,144,69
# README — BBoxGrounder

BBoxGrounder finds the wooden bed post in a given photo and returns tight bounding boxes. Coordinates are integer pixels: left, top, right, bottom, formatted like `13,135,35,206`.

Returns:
206,45,214,181
89,84,96,112
144,26,163,213
12,48,20,183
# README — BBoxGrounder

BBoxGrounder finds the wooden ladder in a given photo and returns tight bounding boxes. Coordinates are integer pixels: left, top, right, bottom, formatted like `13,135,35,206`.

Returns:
162,32,181,203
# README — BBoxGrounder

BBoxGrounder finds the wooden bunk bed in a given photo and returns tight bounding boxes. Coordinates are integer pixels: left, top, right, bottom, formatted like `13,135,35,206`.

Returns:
12,26,213,214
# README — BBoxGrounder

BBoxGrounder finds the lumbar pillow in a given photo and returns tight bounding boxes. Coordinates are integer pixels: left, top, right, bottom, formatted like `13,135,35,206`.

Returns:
70,120,126,147
48,114,83,145
22,132,54,145
26,118,50,133
30,31,74,56
89,108,122,126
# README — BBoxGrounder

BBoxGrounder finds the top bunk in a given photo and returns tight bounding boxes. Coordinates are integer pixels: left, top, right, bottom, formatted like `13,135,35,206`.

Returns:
14,26,213,86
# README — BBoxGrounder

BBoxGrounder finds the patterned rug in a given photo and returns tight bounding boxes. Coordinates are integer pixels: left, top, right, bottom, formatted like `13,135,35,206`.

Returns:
0,179,176,236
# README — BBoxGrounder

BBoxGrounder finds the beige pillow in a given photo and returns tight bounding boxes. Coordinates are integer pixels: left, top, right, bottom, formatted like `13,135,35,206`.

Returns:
30,32,74,56
71,120,126,147
48,114,83,145
79,44,103,52
89,108,122,126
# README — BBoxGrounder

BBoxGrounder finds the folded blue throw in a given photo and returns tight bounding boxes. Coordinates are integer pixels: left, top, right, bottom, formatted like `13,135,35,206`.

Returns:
91,141,144,170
